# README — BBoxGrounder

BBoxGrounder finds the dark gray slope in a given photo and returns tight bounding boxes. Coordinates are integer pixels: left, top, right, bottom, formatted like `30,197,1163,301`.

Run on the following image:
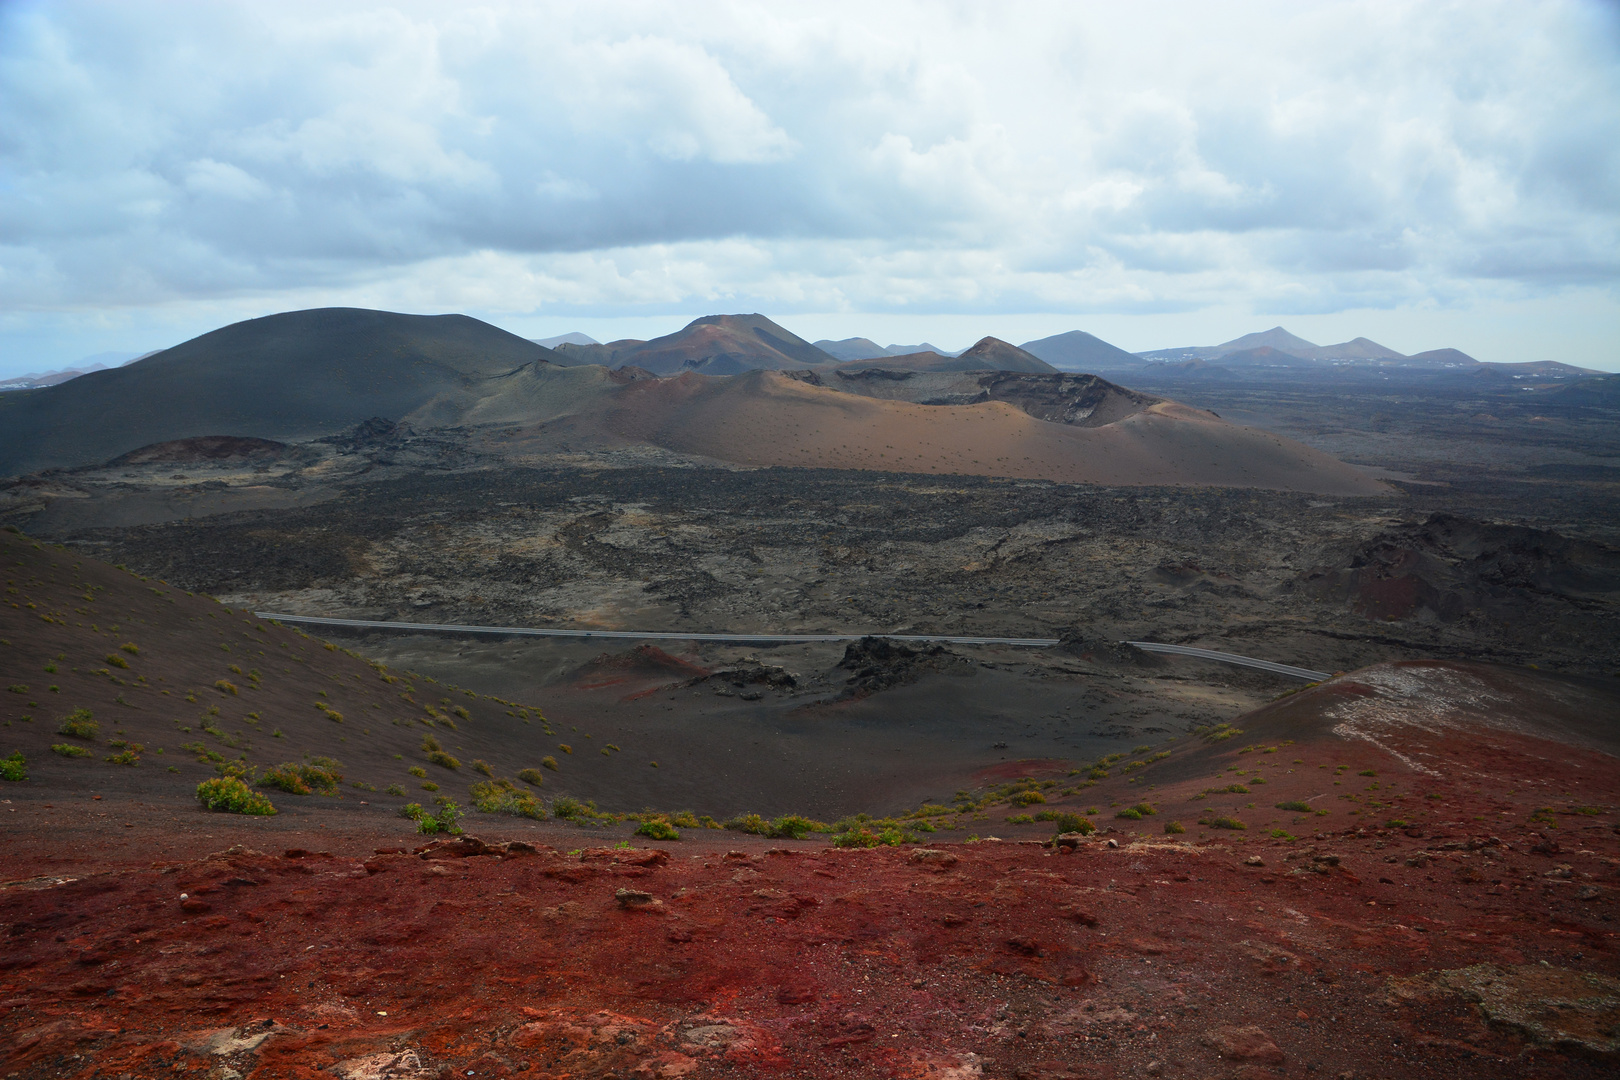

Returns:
0,307,557,476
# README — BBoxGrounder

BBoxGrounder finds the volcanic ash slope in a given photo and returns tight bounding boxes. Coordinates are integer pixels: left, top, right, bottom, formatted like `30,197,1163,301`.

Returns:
590,370,1388,494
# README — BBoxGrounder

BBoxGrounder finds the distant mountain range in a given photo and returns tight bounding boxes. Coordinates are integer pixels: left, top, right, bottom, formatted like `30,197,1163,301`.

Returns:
547,314,1052,377
0,307,1383,494
813,338,962,362
1126,325,1594,372
4,309,1606,476
0,350,155,392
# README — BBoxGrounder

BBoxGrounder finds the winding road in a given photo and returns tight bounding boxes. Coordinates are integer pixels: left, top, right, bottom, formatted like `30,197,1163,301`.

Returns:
255,611,1334,682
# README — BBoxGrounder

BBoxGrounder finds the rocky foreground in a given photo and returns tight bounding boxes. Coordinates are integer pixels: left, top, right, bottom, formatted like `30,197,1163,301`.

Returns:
2,809,1617,1079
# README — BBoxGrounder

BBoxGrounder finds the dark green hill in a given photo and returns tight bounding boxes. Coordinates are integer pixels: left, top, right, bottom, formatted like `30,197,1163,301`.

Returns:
0,308,557,475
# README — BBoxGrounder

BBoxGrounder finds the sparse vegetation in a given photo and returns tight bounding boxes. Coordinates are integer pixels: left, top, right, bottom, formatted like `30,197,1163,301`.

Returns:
541,755,559,771
1164,821,1186,834
1203,815,1247,830
1276,800,1313,813
57,708,97,739
385,783,406,796
0,751,26,781
426,750,460,770
1115,802,1156,820
469,778,546,819
51,743,90,758
1035,810,1094,834
635,818,680,840
517,767,545,787
214,679,238,695
402,797,464,835
472,759,493,776
408,766,427,777
196,776,276,815
106,653,130,669
259,760,342,796
1196,722,1243,741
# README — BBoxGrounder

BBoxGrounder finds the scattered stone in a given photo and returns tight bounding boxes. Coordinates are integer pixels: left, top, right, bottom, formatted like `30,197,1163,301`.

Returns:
909,848,959,869
1054,832,1089,850
1203,1024,1285,1064
1244,855,1265,867
616,888,663,911
1398,963,1620,1057
417,836,495,859
330,1049,430,1080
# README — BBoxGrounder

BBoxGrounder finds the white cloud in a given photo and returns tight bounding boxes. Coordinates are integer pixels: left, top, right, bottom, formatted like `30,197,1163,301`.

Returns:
0,0,1616,372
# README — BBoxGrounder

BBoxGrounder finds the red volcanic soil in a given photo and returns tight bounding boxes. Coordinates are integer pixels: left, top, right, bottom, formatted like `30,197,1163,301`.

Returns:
562,645,712,696
2,816,1618,1078
5,671,1620,1079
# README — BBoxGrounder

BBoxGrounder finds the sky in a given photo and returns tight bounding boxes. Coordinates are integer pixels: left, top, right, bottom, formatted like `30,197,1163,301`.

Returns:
1,0,1618,377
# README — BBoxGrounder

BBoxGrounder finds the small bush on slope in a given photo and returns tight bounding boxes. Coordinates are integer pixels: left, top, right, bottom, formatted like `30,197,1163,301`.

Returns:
196,777,276,815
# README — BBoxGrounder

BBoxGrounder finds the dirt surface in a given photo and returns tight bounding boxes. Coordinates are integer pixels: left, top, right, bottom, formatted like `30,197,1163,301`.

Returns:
3,739,1618,1079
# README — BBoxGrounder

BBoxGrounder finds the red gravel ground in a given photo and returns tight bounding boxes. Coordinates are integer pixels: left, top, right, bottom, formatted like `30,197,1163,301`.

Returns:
3,772,1618,1079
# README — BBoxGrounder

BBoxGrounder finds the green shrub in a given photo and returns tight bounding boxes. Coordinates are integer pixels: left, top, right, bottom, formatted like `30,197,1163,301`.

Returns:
833,827,884,848
541,755,559,771
385,783,406,796
421,733,442,753
1006,813,1036,824
106,654,130,669
413,797,464,835
1164,821,1186,834
57,708,97,739
0,751,26,781
420,781,439,792
400,802,426,820
408,765,427,778
725,812,770,836
196,776,276,815
51,743,90,758
260,761,341,796
1275,800,1313,813
1037,812,1094,835
472,759,493,776
770,814,821,840
426,750,460,770
470,778,546,819
670,810,701,828
1270,829,1297,840
517,767,545,787
214,679,238,695
1115,807,1143,820
1009,790,1047,807
635,819,680,841
558,743,572,754
552,796,586,820
1359,769,1377,777
1204,815,1247,830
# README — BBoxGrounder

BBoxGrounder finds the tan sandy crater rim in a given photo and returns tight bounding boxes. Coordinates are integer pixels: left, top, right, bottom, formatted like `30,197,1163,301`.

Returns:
597,371,1388,495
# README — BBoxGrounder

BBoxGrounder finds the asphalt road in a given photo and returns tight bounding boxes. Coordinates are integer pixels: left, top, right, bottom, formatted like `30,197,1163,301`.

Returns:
256,612,1333,682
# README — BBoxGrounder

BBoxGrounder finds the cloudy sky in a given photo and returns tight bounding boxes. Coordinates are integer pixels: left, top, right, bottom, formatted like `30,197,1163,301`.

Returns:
2,0,1617,376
